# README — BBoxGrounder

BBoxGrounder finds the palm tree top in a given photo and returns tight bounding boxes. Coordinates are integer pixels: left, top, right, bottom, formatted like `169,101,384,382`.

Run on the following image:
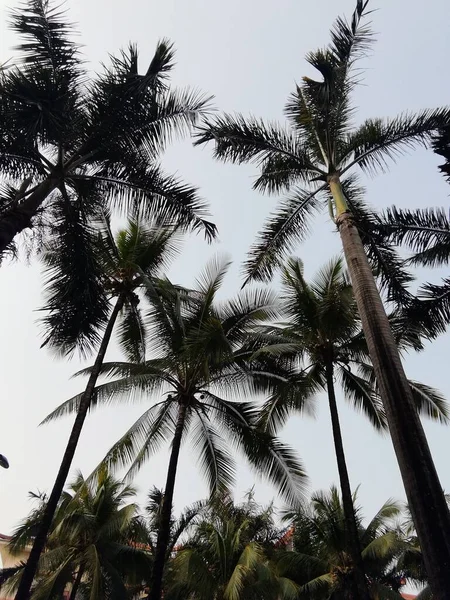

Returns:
195,0,450,284
256,256,449,435
278,486,419,599
39,217,181,358
43,256,307,505
0,0,217,259
5,469,152,600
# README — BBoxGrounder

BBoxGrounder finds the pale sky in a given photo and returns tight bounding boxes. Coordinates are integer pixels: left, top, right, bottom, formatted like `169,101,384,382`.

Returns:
0,0,450,543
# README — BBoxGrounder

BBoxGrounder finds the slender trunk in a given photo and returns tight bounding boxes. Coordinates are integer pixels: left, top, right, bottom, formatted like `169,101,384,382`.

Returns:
148,401,187,600
0,178,58,255
68,566,84,600
15,295,125,600
325,359,370,600
330,174,450,599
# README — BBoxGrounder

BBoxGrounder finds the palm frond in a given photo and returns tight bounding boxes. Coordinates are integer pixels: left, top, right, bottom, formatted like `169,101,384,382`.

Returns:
138,87,213,157
362,499,401,545
243,185,325,283
195,114,321,189
341,176,414,302
191,410,236,495
329,0,373,64
117,301,147,363
41,366,170,424
361,531,404,562
340,108,450,174
258,371,320,435
240,431,307,506
377,206,450,268
100,400,176,477
223,543,263,600
338,365,387,430
405,278,450,339
195,254,231,300
432,125,450,183
218,287,280,345
408,380,449,424
79,161,217,242
170,549,216,600
9,0,79,71
39,197,109,358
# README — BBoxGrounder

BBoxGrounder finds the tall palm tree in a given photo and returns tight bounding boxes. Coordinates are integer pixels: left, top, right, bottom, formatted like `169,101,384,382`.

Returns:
277,486,421,600
0,0,215,257
196,2,450,593
166,492,296,600
43,257,307,600
4,469,152,600
255,257,447,600
16,220,180,600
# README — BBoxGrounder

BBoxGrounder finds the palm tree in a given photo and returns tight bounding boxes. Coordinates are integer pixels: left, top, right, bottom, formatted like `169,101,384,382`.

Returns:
0,0,215,257
195,1,450,593
277,486,421,599
4,469,152,600
43,257,307,600
255,256,448,600
16,220,180,600
166,492,296,600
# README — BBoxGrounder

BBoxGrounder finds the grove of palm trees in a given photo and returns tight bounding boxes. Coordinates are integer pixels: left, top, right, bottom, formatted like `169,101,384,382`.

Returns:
0,0,449,599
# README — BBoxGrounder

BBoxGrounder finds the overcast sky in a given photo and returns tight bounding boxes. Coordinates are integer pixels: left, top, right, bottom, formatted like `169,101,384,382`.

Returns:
0,0,449,545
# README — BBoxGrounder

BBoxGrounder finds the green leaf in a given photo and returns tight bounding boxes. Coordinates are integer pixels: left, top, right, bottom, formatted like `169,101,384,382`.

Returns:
191,410,236,495
242,185,325,283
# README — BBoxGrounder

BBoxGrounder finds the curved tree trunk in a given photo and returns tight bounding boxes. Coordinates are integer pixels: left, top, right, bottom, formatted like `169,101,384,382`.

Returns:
0,178,58,255
330,175,450,599
148,401,187,600
325,359,370,600
15,294,125,600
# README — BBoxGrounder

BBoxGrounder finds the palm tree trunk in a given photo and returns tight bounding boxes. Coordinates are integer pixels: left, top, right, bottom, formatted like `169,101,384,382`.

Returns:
68,566,84,600
15,294,125,600
148,401,187,600
325,358,370,600
330,174,450,599
0,178,58,255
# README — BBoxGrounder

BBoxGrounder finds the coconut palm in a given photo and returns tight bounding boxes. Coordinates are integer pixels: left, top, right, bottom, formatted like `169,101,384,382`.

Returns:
4,469,151,600
196,1,450,593
0,0,215,257
255,256,447,600
109,487,207,599
166,492,296,600
43,257,307,600
16,220,180,599
276,486,421,600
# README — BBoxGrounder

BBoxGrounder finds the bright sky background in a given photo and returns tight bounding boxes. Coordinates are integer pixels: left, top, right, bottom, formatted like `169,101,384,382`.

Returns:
0,0,449,553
